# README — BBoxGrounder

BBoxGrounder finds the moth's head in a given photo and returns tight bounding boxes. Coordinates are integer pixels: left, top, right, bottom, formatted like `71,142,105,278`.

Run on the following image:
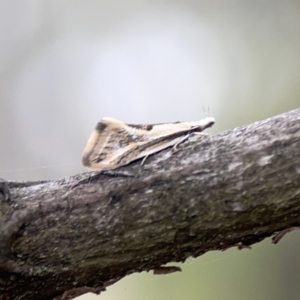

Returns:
204,116,215,128
198,116,215,131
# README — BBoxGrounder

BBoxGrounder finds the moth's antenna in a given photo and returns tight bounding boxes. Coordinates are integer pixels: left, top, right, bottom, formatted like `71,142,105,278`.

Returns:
202,106,211,117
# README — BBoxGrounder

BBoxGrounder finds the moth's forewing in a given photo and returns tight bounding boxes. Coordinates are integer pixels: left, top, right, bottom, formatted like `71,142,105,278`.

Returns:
114,117,215,167
82,116,215,171
146,117,215,137
82,117,157,170
82,118,126,169
115,134,185,166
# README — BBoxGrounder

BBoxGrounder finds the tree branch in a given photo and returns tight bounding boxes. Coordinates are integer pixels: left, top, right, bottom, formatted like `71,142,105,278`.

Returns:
1,108,300,300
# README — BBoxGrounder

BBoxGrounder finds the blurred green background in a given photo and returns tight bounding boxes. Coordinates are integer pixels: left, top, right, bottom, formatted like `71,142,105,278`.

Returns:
0,0,300,299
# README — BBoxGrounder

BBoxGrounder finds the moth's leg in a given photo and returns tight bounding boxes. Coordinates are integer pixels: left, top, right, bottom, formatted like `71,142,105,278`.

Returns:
272,227,300,244
141,155,149,166
173,132,209,152
0,178,11,201
193,132,209,136
173,134,191,151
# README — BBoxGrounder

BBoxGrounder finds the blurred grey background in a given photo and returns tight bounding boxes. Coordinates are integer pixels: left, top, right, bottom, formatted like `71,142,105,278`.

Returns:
0,0,300,299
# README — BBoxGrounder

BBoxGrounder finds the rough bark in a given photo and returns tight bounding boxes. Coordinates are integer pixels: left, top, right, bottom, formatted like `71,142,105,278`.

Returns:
1,108,300,300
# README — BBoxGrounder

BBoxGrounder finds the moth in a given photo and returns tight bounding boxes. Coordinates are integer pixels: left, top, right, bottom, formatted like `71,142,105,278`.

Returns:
82,116,215,171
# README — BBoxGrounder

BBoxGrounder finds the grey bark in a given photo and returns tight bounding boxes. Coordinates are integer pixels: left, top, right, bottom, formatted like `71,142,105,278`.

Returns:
1,108,300,300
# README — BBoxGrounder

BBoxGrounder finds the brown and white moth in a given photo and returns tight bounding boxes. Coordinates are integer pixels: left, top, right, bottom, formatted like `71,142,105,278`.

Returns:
82,116,215,171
